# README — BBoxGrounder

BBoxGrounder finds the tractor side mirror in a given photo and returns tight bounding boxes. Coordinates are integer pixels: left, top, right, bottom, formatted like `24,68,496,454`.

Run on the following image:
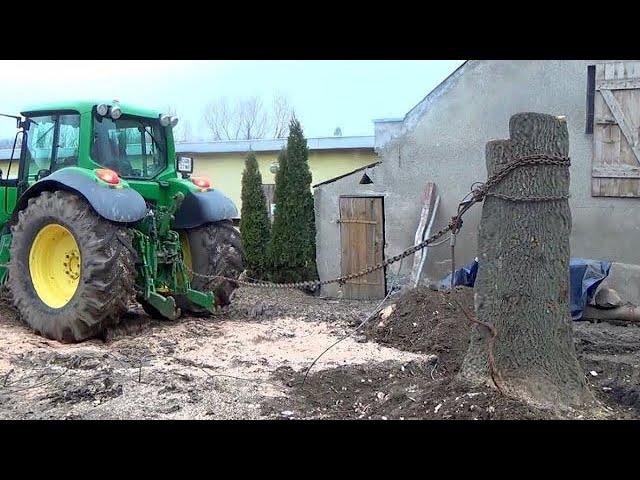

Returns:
177,156,193,179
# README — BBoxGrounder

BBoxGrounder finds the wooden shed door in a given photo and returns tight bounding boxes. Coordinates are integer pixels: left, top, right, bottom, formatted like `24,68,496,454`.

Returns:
339,197,385,299
592,61,640,196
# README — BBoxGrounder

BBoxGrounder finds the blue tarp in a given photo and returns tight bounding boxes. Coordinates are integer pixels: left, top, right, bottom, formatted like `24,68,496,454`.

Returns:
433,257,612,320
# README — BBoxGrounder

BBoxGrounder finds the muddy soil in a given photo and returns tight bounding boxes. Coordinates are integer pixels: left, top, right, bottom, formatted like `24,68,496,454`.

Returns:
574,321,640,417
263,287,639,420
1,285,638,420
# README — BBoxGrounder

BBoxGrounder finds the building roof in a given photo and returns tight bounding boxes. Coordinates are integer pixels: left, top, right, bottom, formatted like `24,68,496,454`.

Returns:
175,136,374,154
0,135,375,161
0,148,19,161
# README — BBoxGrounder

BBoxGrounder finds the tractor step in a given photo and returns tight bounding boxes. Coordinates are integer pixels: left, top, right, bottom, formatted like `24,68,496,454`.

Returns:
147,292,181,320
184,288,215,313
0,234,12,286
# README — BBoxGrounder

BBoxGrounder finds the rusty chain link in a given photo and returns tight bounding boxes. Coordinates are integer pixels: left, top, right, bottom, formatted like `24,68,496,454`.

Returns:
185,153,571,290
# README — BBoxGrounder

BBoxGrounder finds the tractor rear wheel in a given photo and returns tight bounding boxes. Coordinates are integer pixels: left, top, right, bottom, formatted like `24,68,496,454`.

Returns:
177,220,244,314
8,191,136,342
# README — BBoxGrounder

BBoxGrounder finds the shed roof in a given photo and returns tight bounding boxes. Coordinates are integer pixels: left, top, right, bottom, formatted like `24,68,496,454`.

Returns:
312,161,381,188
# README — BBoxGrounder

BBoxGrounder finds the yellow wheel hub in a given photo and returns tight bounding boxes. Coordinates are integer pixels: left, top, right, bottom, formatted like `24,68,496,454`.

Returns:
29,223,81,308
180,232,193,279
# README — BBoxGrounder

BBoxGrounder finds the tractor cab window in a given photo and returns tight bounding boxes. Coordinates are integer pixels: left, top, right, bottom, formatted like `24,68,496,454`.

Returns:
22,114,80,181
91,114,167,179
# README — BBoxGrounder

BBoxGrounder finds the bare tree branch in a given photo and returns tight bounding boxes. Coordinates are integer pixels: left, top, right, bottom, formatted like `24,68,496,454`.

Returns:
201,94,294,141
271,94,293,138
237,97,269,140
202,99,238,141
164,105,192,142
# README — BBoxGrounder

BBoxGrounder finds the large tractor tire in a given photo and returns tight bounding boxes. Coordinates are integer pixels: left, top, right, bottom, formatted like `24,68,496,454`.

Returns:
7,191,136,342
177,220,244,314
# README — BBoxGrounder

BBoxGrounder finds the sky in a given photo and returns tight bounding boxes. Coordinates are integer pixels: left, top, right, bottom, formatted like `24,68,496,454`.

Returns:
0,60,465,141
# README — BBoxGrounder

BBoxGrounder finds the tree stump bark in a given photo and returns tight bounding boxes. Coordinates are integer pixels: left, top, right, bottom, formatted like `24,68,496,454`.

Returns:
458,112,592,408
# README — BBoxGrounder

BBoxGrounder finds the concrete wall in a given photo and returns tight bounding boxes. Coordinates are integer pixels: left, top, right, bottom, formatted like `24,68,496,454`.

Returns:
315,60,640,300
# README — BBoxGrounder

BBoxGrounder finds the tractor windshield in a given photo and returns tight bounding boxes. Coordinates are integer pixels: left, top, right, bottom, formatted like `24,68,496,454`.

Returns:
91,113,167,179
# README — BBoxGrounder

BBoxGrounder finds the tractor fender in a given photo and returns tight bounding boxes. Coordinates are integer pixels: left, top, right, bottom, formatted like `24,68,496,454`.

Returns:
11,170,148,224
173,189,239,229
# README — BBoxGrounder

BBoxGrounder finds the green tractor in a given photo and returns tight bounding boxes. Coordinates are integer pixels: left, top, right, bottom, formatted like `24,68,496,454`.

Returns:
0,100,244,342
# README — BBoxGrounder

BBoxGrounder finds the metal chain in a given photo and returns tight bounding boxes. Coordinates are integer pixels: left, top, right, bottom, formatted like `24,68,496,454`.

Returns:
185,153,571,290
486,192,570,202
183,222,455,289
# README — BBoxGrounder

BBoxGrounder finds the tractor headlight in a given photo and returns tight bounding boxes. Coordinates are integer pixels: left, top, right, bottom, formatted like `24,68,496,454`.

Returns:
110,105,122,120
177,156,193,175
96,104,109,116
159,114,171,127
170,116,179,128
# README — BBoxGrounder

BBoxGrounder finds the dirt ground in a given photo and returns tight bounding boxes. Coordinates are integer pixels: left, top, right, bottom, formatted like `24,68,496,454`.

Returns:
0,285,638,420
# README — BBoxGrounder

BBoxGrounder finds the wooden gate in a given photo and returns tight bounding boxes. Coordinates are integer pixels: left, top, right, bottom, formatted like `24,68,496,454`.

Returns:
592,61,640,197
339,196,385,299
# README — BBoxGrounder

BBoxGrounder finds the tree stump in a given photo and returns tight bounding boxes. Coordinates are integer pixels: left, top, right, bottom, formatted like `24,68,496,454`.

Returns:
459,112,592,408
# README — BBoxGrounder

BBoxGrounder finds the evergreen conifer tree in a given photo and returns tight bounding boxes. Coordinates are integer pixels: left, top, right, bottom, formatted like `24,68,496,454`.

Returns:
268,118,318,282
239,152,271,278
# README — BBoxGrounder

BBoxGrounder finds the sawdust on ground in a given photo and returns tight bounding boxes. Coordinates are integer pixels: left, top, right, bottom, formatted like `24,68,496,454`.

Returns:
0,288,426,419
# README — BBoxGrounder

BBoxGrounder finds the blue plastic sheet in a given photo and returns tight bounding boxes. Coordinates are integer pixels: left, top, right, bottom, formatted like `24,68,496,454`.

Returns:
569,258,612,320
433,257,612,320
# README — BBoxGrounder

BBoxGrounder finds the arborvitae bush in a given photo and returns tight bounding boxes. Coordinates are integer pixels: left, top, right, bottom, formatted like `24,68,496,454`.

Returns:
268,118,318,283
239,152,271,279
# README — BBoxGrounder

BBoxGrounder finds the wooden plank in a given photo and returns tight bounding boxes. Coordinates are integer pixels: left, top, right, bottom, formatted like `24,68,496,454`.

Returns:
600,88,640,164
596,178,640,197
409,182,438,288
592,164,640,178
597,78,640,90
605,63,615,80
338,219,377,224
618,88,640,170
602,124,621,166
372,197,385,298
592,65,610,196
339,198,351,297
415,195,440,288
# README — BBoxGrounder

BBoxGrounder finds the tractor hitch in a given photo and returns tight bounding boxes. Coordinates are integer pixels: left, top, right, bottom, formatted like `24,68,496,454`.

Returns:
131,193,216,320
